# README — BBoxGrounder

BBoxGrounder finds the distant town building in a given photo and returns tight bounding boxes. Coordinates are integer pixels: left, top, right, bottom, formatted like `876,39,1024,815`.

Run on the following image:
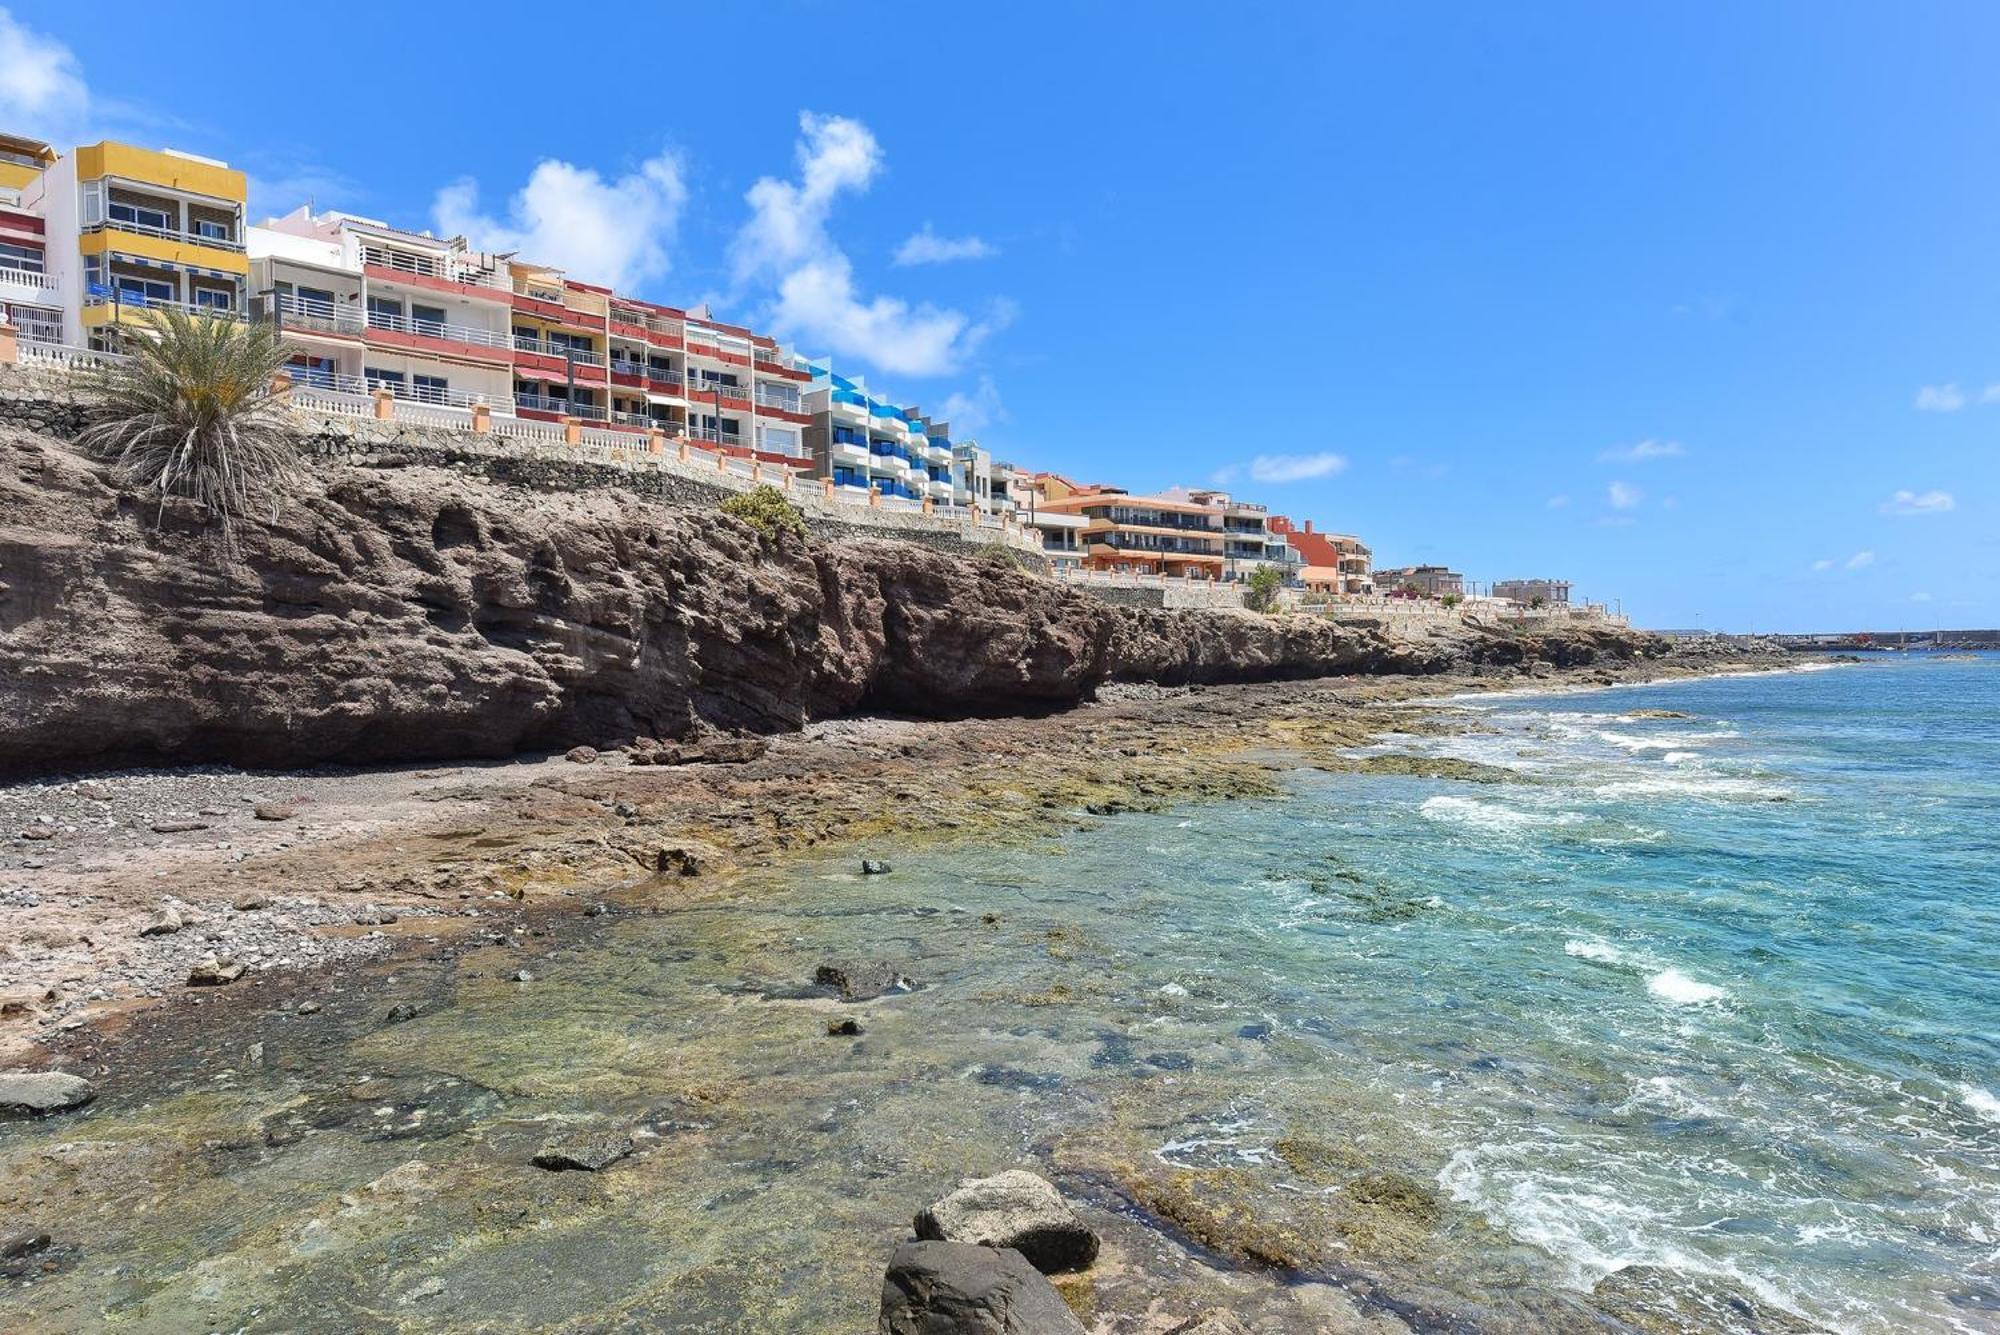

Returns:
1494,578,1571,606
1027,479,1290,581
1269,516,1372,594
1375,565,1465,599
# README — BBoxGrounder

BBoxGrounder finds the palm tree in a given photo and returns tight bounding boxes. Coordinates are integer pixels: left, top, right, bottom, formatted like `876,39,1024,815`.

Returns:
77,308,299,539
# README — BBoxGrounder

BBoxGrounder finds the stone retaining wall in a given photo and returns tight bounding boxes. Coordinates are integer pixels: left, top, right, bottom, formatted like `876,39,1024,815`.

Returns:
0,365,1048,567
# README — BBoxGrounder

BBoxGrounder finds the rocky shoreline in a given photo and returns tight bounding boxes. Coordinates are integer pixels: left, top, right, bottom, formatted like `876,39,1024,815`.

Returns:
0,646,1816,1332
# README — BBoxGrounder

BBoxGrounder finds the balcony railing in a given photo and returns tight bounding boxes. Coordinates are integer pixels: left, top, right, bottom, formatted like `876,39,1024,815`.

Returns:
687,423,743,448
512,336,606,368
364,246,508,291
291,368,502,412
754,385,803,411
86,218,244,253
691,380,751,405
514,391,607,420
269,292,365,334
85,292,245,322
610,310,686,340
0,262,54,290
366,308,512,351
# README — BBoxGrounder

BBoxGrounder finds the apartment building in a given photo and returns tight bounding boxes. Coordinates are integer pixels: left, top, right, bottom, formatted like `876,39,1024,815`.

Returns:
1031,479,1293,581
804,368,955,503
0,134,59,345
1493,578,1570,606
249,207,514,411
1376,565,1465,598
1269,516,1373,594
22,139,248,349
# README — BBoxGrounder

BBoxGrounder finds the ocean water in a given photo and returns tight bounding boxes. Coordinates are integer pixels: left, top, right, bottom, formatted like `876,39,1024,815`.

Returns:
1303,654,2000,1329
4,655,1996,1332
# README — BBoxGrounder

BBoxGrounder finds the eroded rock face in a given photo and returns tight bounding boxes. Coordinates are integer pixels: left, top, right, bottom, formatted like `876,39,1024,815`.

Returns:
913,1170,1100,1274
0,430,1663,775
878,1240,1085,1335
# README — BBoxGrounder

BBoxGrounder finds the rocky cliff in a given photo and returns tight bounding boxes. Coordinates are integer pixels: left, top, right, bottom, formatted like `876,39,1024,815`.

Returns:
0,428,1662,774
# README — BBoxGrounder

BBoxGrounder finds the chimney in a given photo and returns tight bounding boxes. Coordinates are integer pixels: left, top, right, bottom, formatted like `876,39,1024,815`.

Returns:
1304,520,1314,534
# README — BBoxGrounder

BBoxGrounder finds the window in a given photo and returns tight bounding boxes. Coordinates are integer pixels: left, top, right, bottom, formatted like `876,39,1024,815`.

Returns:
0,242,44,273
108,200,171,232
287,354,337,389
413,374,448,404
411,304,447,335
115,275,174,304
194,219,230,242
367,296,403,327
364,368,405,389
512,326,538,348
192,287,233,311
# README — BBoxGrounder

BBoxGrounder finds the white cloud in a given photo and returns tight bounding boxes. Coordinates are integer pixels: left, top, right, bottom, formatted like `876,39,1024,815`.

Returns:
939,375,1006,435
433,151,687,292
1811,558,1835,572
1880,488,1955,516
1248,452,1348,484
0,9,89,144
1915,383,1967,412
1598,439,1684,463
1983,384,2000,404
893,226,997,266
1608,481,1642,510
1546,494,1571,509
1911,591,1933,603
1846,550,1875,570
731,112,1000,378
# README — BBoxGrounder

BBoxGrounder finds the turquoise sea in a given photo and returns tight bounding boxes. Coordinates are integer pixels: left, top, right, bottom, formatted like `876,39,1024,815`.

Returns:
1294,653,2000,1330
4,654,1996,1332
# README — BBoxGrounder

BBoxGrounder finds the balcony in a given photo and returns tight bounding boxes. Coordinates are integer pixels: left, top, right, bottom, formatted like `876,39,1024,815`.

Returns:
85,216,244,254
754,384,804,412
362,245,508,294
268,291,364,335
290,369,504,413
84,291,245,323
687,423,744,449
514,391,606,421
0,265,56,297
366,308,512,351
691,380,751,407
512,336,606,368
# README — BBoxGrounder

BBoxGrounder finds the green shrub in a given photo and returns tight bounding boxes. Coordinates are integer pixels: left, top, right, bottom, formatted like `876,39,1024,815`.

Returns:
720,485,806,541
976,541,1028,570
1243,564,1285,613
78,308,298,539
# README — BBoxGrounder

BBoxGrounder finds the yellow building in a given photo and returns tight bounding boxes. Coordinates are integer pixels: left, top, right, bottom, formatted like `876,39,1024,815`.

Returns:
0,133,56,193
25,139,248,345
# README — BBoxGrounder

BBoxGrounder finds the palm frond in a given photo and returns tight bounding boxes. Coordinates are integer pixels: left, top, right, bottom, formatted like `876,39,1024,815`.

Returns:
76,309,300,541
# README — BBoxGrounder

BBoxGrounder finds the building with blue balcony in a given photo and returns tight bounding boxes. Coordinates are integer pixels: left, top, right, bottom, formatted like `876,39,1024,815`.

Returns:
801,365,960,507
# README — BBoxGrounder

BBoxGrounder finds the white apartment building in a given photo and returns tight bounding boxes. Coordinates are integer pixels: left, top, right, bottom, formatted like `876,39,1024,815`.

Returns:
250,207,515,413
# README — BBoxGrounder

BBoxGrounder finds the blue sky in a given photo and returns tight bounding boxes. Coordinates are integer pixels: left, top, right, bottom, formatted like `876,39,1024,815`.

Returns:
4,2,1996,632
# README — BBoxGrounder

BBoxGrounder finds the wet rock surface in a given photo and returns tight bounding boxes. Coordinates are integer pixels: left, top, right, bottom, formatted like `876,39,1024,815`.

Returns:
0,1071,94,1116
878,1240,1087,1334
914,1171,1100,1274
532,1129,634,1173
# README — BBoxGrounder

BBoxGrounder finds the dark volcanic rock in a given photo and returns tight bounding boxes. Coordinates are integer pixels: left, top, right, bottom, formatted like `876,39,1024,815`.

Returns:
878,1240,1085,1335
0,429,1665,775
532,1130,633,1172
861,858,893,875
914,1170,1100,1274
814,962,917,1001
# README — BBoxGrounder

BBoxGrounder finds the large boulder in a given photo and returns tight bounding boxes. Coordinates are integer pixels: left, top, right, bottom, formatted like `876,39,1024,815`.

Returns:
0,1071,96,1118
878,1240,1085,1334
914,1170,1099,1274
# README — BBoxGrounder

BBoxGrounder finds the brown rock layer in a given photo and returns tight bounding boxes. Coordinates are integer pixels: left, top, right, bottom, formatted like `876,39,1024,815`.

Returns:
0,429,1660,774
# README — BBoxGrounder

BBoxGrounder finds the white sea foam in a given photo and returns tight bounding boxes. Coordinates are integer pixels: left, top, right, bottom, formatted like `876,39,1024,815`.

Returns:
1647,968,1727,1005
1960,1084,2000,1124
1592,775,1794,803
1565,938,1635,966
1437,1147,1801,1313
1595,728,1738,752
1660,751,1701,765
1419,794,1582,835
